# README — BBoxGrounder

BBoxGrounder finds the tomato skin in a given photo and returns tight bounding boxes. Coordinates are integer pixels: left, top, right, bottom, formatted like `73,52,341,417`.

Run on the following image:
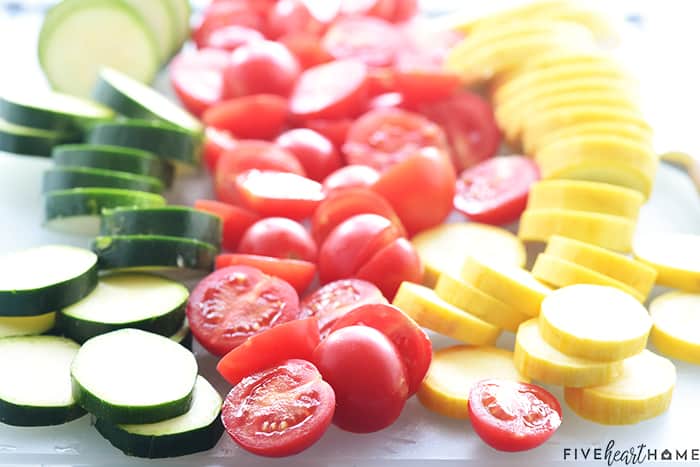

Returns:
223,40,301,98
468,379,562,452
393,69,460,107
304,118,353,150
372,147,456,236
322,164,381,194
216,253,316,295
312,325,408,433
266,0,328,39
170,48,230,117
275,129,342,182
194,1,262,49
222,359,335,457
202,25,264,51
329,303,431,396
454,156,540,225
391,0,418,22
339,0,396,20
235,170,325,220
322,17,402,67
238,217,318,262
355,237,422,299
217,318,320,386
186,265,301,356
202,94,288,140
203,127,237,173
194,199,261,251
279,33,333,70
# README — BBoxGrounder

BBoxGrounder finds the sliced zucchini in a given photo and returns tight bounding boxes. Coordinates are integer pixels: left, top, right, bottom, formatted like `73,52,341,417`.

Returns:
0,245,98,317
0,117,72,157
93,235,217,272
168,0,192,50
87,120,201,166
0,336,86,426
93,68,202,134
59,273,188,343
170,321,192,350
52,144,175,187
43,167,164,194
122,0,178,61
0,312,56,338
44,188,166,236
38,0,160,98
95,375,223,458
100,206,222,248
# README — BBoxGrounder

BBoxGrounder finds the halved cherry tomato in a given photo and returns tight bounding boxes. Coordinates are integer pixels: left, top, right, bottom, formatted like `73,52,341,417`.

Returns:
372,147,456,235
391,0,418,22
329,303,430,396
304,118,353,150
238,217,318,262
279,33,333,70
222,359,335,457
170,48,230,117
216,253,316,294
311,187,405,244
392,69,460,107
275,129,342,182
187,265,301,356
194,199,261,251
368,92,405,111
355,237,422,299
235,170,325,220
322,165,381,194
366,67,396,97
339,0,396,21
203,127,237,173
343,108,448,172
301,278,387,338
194,1,262,49
266,0,329,39
223,40,301,98
468,379,562,452
322,17,402,67
312,325,408,433
217,318,320,386
202,25,264,51
289,60,369,121
454,156,540,225
203,94,288,140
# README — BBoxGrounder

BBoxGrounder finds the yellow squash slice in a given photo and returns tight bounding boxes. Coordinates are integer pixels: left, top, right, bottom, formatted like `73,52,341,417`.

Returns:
633,233,700,291
0,312,56,338
564,350,675,425
533,120,652,153
649,292,700,364
539,284,652,361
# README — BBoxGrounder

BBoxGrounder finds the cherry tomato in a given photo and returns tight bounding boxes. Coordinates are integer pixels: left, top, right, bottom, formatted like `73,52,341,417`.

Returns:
312,325,408,433
368,92,406,111
266,0,328,39
235,170,325,220
329,303,431,396
372,147,456,235
170,48,230,117
194,199,261,251
343,108,448,172
322,165,380,194
202,94,288,140
418,90,502,172
275,129,342,182
304,118,353,150
202,25,264,51
279,33,333,70
322,17,401,67
355,237,422,299
223,40,301,98
392,68,460,107
203,127,237,173
311,187,405,244
289,60,369,121
238,217,318,262
222,359,335,457
187,265,301,356
217,318,320,386
339,0,396,21
391,0,418,22
193,1,262,49
454,156,540,225
215,141,304,205
468,379,563,452
216,253,316,295
301,279,387,338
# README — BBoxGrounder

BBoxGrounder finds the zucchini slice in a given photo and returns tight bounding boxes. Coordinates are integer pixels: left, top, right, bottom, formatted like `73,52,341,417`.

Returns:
100,206,222,248
170,320,192,349
168,0,192,50
93,235,217,272
0,336,86,426
95,375,224,458
71,328,198,424
38,0,160,98
59,273,188,343
87,120,201,166
0,312,57,338
0,117,72,157
0,245,98,317
44,187,166,236
122,0,178,61
93,68,202,134
43,167,164,194
52,144,174,187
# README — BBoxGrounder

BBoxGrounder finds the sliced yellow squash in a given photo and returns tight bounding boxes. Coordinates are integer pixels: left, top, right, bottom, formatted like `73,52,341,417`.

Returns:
633,233,700,291
649,292,700,364
447,1,579,34
533,120,652,152
540,161,655,199
564,350,675,425
539,284,652,361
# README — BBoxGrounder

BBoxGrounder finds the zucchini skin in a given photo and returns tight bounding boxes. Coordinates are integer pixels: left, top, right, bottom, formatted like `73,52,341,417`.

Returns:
42,167,164,194
44,188,166,221
0,398,86,427
0,96,113,134
0,124,75,157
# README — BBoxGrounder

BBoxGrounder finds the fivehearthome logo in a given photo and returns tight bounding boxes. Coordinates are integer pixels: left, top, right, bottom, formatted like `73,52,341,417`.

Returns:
563,440,700,465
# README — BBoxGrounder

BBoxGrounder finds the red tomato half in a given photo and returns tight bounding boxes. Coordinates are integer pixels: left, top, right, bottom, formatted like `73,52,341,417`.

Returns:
392,0,418,22
203,127,237,173
170,48,230,117
222,359,335,457
355,237,422,299
367,92,405,111
322,165,380,194
275,129,342,182
329,303,430,396
203,25,264,51
194,1,262,49
217,318,320,386
469,379,562,452
322,17,402,67
454,156,540,225
279,33,333,70
235,170,325,220
216,253,316,295
304,118,353,150
313,326,408,433
339,0,396,21
238,217,318,262
203,94,288,140
187,265,301,356
301,278,387,338
194,199,261,251
266,0,328,39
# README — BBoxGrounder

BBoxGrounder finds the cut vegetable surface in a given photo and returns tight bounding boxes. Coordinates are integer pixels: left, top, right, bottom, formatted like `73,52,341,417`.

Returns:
121,0,177,61
42,166,164,194
71,328,198,424
0,116,70,156
633,233,700,291
649,292,700,364
0,312,56,338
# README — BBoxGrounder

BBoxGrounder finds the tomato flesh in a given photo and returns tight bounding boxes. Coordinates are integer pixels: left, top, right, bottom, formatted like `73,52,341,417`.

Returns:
216,253,316,295
203,94,289,140
222,359,335,457
266,0,329,39
322,17,401,67
279,33,334,70
322,164,381,194
468,379,562,452
203,25,264,51
235,170,325,220
194,199,260,251
238,217,318,262
170,48,230,117
194,1,262,49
